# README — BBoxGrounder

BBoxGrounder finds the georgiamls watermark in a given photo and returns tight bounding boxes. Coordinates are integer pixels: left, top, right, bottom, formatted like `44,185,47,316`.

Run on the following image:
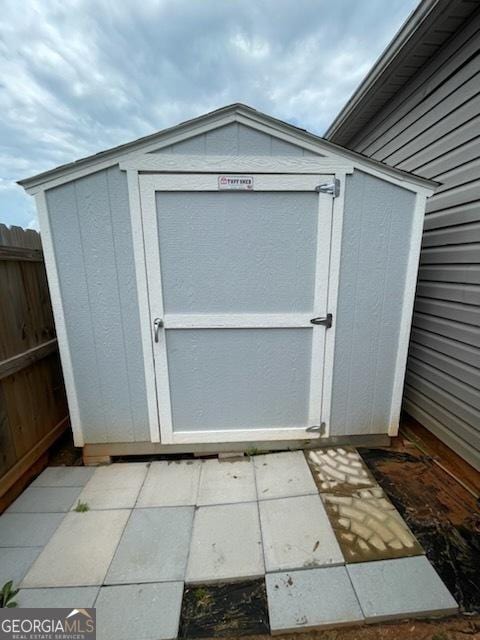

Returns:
0,608,96,639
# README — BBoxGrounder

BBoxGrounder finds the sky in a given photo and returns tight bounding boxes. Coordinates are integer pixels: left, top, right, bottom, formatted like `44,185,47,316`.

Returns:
0,0,419,229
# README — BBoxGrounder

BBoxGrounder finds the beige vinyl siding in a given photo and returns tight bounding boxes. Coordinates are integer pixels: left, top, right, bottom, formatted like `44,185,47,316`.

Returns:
344,9,480,469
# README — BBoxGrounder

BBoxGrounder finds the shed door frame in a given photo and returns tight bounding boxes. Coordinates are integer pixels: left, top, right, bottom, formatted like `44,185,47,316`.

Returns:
131,161,347,444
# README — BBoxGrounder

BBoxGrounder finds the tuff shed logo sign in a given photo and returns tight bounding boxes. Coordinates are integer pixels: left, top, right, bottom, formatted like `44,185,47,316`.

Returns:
0,607,96,639
218,175,254,190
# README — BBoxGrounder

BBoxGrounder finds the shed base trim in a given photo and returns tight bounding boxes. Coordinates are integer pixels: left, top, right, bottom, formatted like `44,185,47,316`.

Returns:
82,434,391,464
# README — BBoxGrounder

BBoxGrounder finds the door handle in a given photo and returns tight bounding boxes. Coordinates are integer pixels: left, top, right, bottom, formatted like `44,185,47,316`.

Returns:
153,318,164,342
310,314,333,329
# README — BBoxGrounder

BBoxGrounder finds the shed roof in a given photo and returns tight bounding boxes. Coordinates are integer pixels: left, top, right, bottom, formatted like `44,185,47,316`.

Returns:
325,0,478,145
18,103,437,193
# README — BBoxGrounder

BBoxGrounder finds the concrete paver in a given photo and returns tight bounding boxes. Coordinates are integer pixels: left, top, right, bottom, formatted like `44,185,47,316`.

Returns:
17,587,99,608
95,582,183,640
0,513,64,547
106,507,194,584
137,461,201,507
266,566,364,633
306,448,376,493
254,451,317,500
31,467,94,488
259,495,344,572
186,502,264,584
348,556,458,622
6,486,83,513
196,458,256,505
322,487,423,562
74,463,148,509
0,547,41,585
21,510,130,587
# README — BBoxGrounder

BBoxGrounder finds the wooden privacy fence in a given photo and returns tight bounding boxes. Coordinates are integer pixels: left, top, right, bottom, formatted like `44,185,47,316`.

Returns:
0,224,68,508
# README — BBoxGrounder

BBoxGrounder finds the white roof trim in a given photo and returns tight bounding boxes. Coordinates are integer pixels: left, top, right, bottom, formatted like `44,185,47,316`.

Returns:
119,155,354,174
18,104,437,195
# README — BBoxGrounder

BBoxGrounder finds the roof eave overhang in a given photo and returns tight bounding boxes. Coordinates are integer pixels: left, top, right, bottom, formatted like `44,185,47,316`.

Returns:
325,0,477,144
18,103,437,196
17,104,245,192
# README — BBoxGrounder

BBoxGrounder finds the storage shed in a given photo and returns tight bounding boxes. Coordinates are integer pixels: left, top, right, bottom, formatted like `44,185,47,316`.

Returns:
18,104,436,460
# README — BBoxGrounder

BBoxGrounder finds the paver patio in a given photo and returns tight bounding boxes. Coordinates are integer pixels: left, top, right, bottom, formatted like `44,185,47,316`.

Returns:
0,449,458,638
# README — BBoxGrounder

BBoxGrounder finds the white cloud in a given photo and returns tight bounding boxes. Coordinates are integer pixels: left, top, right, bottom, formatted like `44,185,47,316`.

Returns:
231,33,271,58
0,0,418,227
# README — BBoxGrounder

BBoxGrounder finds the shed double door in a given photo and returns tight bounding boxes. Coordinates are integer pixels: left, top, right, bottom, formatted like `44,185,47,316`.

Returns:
139,172,335,444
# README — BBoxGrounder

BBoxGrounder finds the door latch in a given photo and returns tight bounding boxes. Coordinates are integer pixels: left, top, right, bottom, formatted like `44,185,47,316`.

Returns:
153,318,164,342
310,314,333,329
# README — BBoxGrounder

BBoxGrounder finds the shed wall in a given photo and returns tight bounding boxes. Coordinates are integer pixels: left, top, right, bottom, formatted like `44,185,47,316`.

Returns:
330,171,415,435
44,121,414,444
341,10,480,469
153,122,320,156
45,123,318,444
46,167,150,443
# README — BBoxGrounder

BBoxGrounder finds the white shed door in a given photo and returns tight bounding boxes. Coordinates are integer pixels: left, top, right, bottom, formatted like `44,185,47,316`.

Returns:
139,173,334,444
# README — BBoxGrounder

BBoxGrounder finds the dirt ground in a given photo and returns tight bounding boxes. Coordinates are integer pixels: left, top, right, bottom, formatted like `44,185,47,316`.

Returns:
249,615,480,640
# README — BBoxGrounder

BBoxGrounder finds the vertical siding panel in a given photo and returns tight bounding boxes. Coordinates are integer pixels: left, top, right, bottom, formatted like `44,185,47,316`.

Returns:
170,135,206,154
364,199,392,432
154,146,174,154
205,123,239,154
330,172,415,435
344,173,389,433
152,124,310,157
330,173,365,435
371,185,414,428
46,184,106,442
271,137,304,156
74,172,135,442
237,124,273,155
106,166,150,441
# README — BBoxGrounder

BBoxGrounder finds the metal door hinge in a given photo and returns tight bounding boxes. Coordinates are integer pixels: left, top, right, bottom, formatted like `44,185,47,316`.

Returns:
306,422,326,436
315,178,340,197
310,313,333,329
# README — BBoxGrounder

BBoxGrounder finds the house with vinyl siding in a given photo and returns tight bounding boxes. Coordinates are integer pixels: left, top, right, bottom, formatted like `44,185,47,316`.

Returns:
326,0,480,470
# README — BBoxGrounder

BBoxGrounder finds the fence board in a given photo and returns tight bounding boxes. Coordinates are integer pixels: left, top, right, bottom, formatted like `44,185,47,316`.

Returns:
0,386,16,476
0,339,58,380
0,224,68,508
0,245,43,261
